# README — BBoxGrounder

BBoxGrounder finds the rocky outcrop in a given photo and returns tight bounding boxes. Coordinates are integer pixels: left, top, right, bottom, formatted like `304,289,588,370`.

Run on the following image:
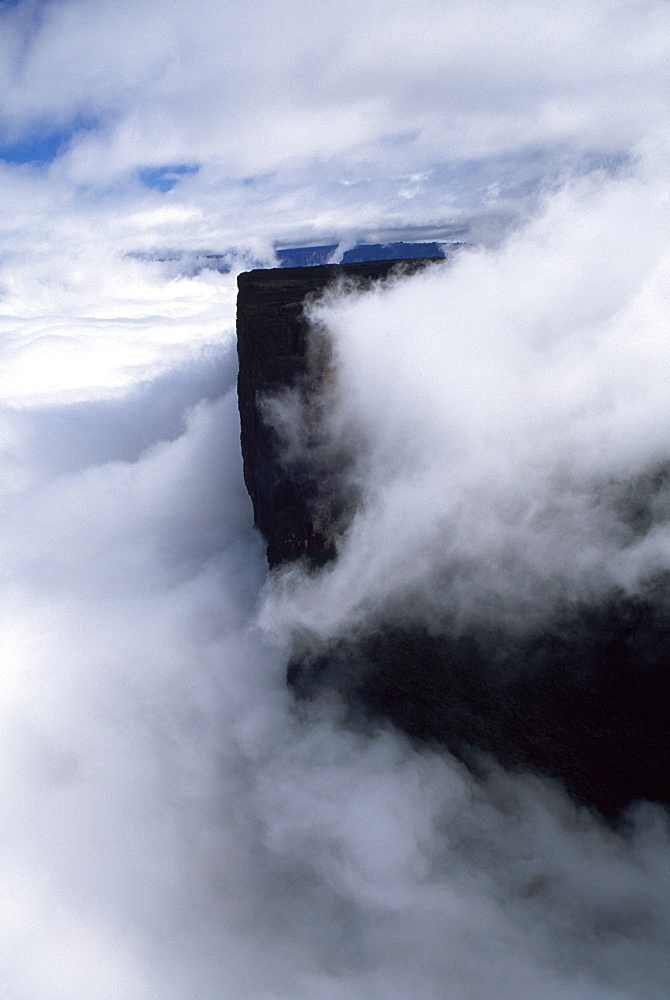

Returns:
236,260,670,820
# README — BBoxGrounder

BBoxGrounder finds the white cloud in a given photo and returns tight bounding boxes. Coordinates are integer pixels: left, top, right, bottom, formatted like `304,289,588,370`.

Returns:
0,0,668,241
1,376,669,997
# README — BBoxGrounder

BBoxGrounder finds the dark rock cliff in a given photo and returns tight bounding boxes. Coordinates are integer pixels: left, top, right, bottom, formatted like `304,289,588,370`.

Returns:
237,259,438,567
236,261,670,820
287,594,670,819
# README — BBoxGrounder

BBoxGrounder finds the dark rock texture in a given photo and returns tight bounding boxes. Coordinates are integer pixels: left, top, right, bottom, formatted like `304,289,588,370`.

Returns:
236,260,670,820
288,592,670,819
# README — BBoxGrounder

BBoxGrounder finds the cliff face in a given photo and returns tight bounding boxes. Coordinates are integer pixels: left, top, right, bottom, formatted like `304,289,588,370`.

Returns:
237,259,437,567
287,596,670,818
236,261,670,820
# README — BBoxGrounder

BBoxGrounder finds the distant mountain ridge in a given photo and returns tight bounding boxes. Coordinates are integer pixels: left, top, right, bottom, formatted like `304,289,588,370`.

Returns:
130,240,463,276
274,241,458,267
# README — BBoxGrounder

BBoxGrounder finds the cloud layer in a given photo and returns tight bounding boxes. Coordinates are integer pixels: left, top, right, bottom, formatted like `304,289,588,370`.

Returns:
2,361,670,1000
2,0,670,261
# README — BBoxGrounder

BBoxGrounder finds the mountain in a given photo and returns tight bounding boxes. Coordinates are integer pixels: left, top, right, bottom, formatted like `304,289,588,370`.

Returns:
236,259,670,821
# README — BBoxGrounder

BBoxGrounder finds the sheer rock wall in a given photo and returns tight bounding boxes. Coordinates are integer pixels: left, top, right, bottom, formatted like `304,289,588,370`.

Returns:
237,259,435,567
236,260,670,820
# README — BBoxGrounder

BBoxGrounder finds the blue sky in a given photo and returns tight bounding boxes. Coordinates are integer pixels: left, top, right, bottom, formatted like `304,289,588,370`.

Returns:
0,129,66,164
0,122,198,193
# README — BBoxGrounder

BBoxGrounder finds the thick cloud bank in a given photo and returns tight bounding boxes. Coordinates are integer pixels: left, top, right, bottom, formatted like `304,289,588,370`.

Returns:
0,166,668,999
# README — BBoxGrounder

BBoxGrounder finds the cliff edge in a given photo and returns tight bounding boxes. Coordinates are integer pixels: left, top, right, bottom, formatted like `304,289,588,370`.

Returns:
237,259,437,566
